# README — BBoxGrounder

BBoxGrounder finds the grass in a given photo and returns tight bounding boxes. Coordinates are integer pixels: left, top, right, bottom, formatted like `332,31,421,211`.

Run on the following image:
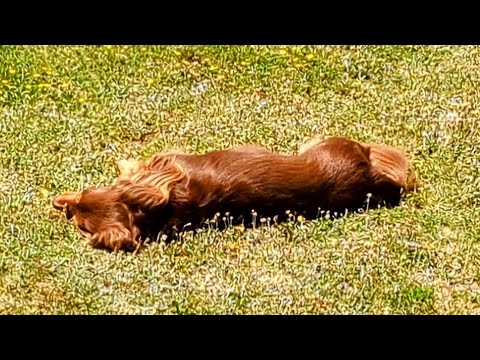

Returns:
0,45,479,314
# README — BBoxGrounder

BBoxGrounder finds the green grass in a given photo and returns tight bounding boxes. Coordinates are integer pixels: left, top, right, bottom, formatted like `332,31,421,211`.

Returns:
0,45,479,314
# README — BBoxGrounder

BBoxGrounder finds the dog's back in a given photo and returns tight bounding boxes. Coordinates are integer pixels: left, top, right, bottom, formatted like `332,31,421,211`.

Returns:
161,137,409,224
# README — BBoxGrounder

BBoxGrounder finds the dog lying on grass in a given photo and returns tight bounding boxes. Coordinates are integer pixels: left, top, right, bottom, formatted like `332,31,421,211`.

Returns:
53,136,417,252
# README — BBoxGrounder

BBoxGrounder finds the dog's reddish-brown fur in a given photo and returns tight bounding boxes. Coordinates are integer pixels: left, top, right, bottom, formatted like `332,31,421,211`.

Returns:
53,136,417,251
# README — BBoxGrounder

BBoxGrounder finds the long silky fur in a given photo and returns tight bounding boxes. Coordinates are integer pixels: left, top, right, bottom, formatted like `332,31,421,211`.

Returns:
53,136,418,252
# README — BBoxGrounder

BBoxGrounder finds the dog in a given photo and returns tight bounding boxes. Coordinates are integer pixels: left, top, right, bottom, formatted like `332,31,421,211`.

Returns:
52,137,417,252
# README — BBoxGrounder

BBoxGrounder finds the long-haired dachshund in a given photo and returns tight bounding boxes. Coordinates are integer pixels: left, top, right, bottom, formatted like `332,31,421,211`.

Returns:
52,136,417,251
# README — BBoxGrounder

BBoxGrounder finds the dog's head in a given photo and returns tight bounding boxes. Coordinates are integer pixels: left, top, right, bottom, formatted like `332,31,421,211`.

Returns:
53,155,188,251
52,188,140,251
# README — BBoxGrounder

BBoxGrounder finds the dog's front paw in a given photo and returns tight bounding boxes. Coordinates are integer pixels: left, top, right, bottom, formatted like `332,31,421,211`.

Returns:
115,159,144,182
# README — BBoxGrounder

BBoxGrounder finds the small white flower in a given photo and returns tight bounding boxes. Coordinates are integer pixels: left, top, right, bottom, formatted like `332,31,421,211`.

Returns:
446,111,459,122
190,80,209,96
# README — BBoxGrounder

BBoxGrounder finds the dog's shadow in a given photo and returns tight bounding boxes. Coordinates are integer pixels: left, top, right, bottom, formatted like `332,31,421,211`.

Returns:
136,198,398,252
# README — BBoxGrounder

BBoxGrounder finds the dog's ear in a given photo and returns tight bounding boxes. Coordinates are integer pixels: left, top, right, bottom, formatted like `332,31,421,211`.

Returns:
120,183,171,210
118,159,186,210
52,192,81,220
89,224,139,252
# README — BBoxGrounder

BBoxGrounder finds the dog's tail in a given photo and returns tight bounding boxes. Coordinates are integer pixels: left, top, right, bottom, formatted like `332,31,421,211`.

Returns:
363,143,418,193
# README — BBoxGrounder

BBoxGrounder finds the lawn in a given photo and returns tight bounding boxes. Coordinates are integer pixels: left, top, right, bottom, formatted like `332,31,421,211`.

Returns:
0,45,479,314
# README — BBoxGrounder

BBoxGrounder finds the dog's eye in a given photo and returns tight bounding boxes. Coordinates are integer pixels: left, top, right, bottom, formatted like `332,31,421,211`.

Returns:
65,206,74,220
78,225,90,234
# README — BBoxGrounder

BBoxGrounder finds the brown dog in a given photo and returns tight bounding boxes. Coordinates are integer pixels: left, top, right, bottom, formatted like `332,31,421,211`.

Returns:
53,137,417,251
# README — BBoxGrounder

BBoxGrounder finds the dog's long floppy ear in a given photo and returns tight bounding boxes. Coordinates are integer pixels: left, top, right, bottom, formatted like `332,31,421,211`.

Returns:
89,224,139,252
118,158,186,211
52,192,81,220
120,181,175,210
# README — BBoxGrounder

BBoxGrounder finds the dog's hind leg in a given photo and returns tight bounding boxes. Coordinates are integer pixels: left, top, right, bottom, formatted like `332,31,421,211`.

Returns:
233,144,272,154
298,137,327,155
363,143,418,193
